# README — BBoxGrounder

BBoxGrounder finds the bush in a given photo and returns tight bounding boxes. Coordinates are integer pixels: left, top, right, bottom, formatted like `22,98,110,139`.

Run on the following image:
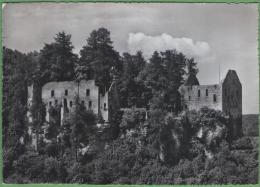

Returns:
120,108,147,131
5,173,31,184
45,142,60,157
3,147,16,179
43,157,59,182
231,137,253,150
67,163,90,183
242,114,259,136
12,151,46,182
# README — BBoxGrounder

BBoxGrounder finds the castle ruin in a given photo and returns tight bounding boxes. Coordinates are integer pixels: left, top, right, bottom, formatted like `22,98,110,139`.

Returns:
28,79,119,126
179,70,243,138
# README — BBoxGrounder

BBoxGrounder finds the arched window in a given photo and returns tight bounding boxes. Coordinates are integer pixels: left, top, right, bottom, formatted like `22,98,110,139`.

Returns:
213,94,217,102
69,101,73,107
65,89,68,96
206,89,208,96
198,90,200,97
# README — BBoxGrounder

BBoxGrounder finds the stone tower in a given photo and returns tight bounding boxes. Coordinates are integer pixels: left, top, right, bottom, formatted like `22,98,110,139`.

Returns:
179,70,242,138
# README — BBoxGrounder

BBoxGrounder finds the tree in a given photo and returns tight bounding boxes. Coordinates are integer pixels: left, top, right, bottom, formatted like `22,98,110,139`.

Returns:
139,51,165,89
138,50,187,113
3,47,34,147
2,47,38,179
137,51,166,109
187,58,198,76
38,31,77,84
78,28,121,91
62,96,97,161
118,52,148,108
161,50,186,113
185,58,199,86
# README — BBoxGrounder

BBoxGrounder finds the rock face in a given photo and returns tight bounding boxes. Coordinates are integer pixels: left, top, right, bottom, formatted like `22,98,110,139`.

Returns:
158,113,191,164
158,108,232,164
188,108,231,152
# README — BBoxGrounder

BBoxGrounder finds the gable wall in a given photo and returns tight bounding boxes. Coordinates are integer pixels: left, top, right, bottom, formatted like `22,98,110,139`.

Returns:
41,80,108,121
181,84,222,111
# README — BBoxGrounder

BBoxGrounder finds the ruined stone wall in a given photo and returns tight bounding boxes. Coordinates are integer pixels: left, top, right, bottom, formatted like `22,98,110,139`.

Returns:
41,80,109,122
42,81,78,111
180,84,222,111
27,85,33,106
27,85,34,123
78,80,99,114
100,92,109,122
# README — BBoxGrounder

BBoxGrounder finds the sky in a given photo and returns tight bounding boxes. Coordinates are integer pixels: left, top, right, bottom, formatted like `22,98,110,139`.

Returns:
3,3,259,114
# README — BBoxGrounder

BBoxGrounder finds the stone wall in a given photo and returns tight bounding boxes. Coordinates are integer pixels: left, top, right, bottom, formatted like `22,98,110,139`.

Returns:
27,85,34,123
180,84,222,111
100,91,108,122
41,80,109,123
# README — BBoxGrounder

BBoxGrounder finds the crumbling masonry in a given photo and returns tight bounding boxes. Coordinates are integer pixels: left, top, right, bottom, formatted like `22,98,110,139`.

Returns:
179,70,243,138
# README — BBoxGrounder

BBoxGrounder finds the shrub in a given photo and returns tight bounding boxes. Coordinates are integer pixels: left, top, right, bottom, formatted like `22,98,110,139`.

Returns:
12,151,46,182
45,142,60,157
43,157,59,182
231,136,253,150
120,108,147,132
3,147,16,179
242,114,259,136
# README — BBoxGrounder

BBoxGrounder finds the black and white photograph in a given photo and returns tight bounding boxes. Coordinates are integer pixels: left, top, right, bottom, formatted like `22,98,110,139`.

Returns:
2,3,259,184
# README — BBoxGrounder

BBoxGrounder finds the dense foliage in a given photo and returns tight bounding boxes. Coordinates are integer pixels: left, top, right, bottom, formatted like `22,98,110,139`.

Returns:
242,114,259,137
4,107,258,184
3,28,258,184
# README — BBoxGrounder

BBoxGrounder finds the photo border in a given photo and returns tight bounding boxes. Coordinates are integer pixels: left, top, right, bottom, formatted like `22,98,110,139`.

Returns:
0,0,259,186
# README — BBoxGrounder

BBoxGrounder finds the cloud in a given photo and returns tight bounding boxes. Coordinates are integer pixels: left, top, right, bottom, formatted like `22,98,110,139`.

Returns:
127,32,214,62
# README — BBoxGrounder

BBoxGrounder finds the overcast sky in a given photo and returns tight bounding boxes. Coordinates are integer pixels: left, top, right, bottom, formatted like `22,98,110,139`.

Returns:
3,3,258,114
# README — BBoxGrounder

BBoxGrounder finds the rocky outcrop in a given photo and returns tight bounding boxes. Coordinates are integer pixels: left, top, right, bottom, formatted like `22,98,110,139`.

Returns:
158,108,232,164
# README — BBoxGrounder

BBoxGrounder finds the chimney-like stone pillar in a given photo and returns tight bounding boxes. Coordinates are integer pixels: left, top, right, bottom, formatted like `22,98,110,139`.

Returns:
60,106,64,126
46,107,50,122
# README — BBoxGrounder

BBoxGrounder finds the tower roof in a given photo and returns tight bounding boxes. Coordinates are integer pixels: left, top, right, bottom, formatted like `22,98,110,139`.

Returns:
184,74,200,86
221,69,241,87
